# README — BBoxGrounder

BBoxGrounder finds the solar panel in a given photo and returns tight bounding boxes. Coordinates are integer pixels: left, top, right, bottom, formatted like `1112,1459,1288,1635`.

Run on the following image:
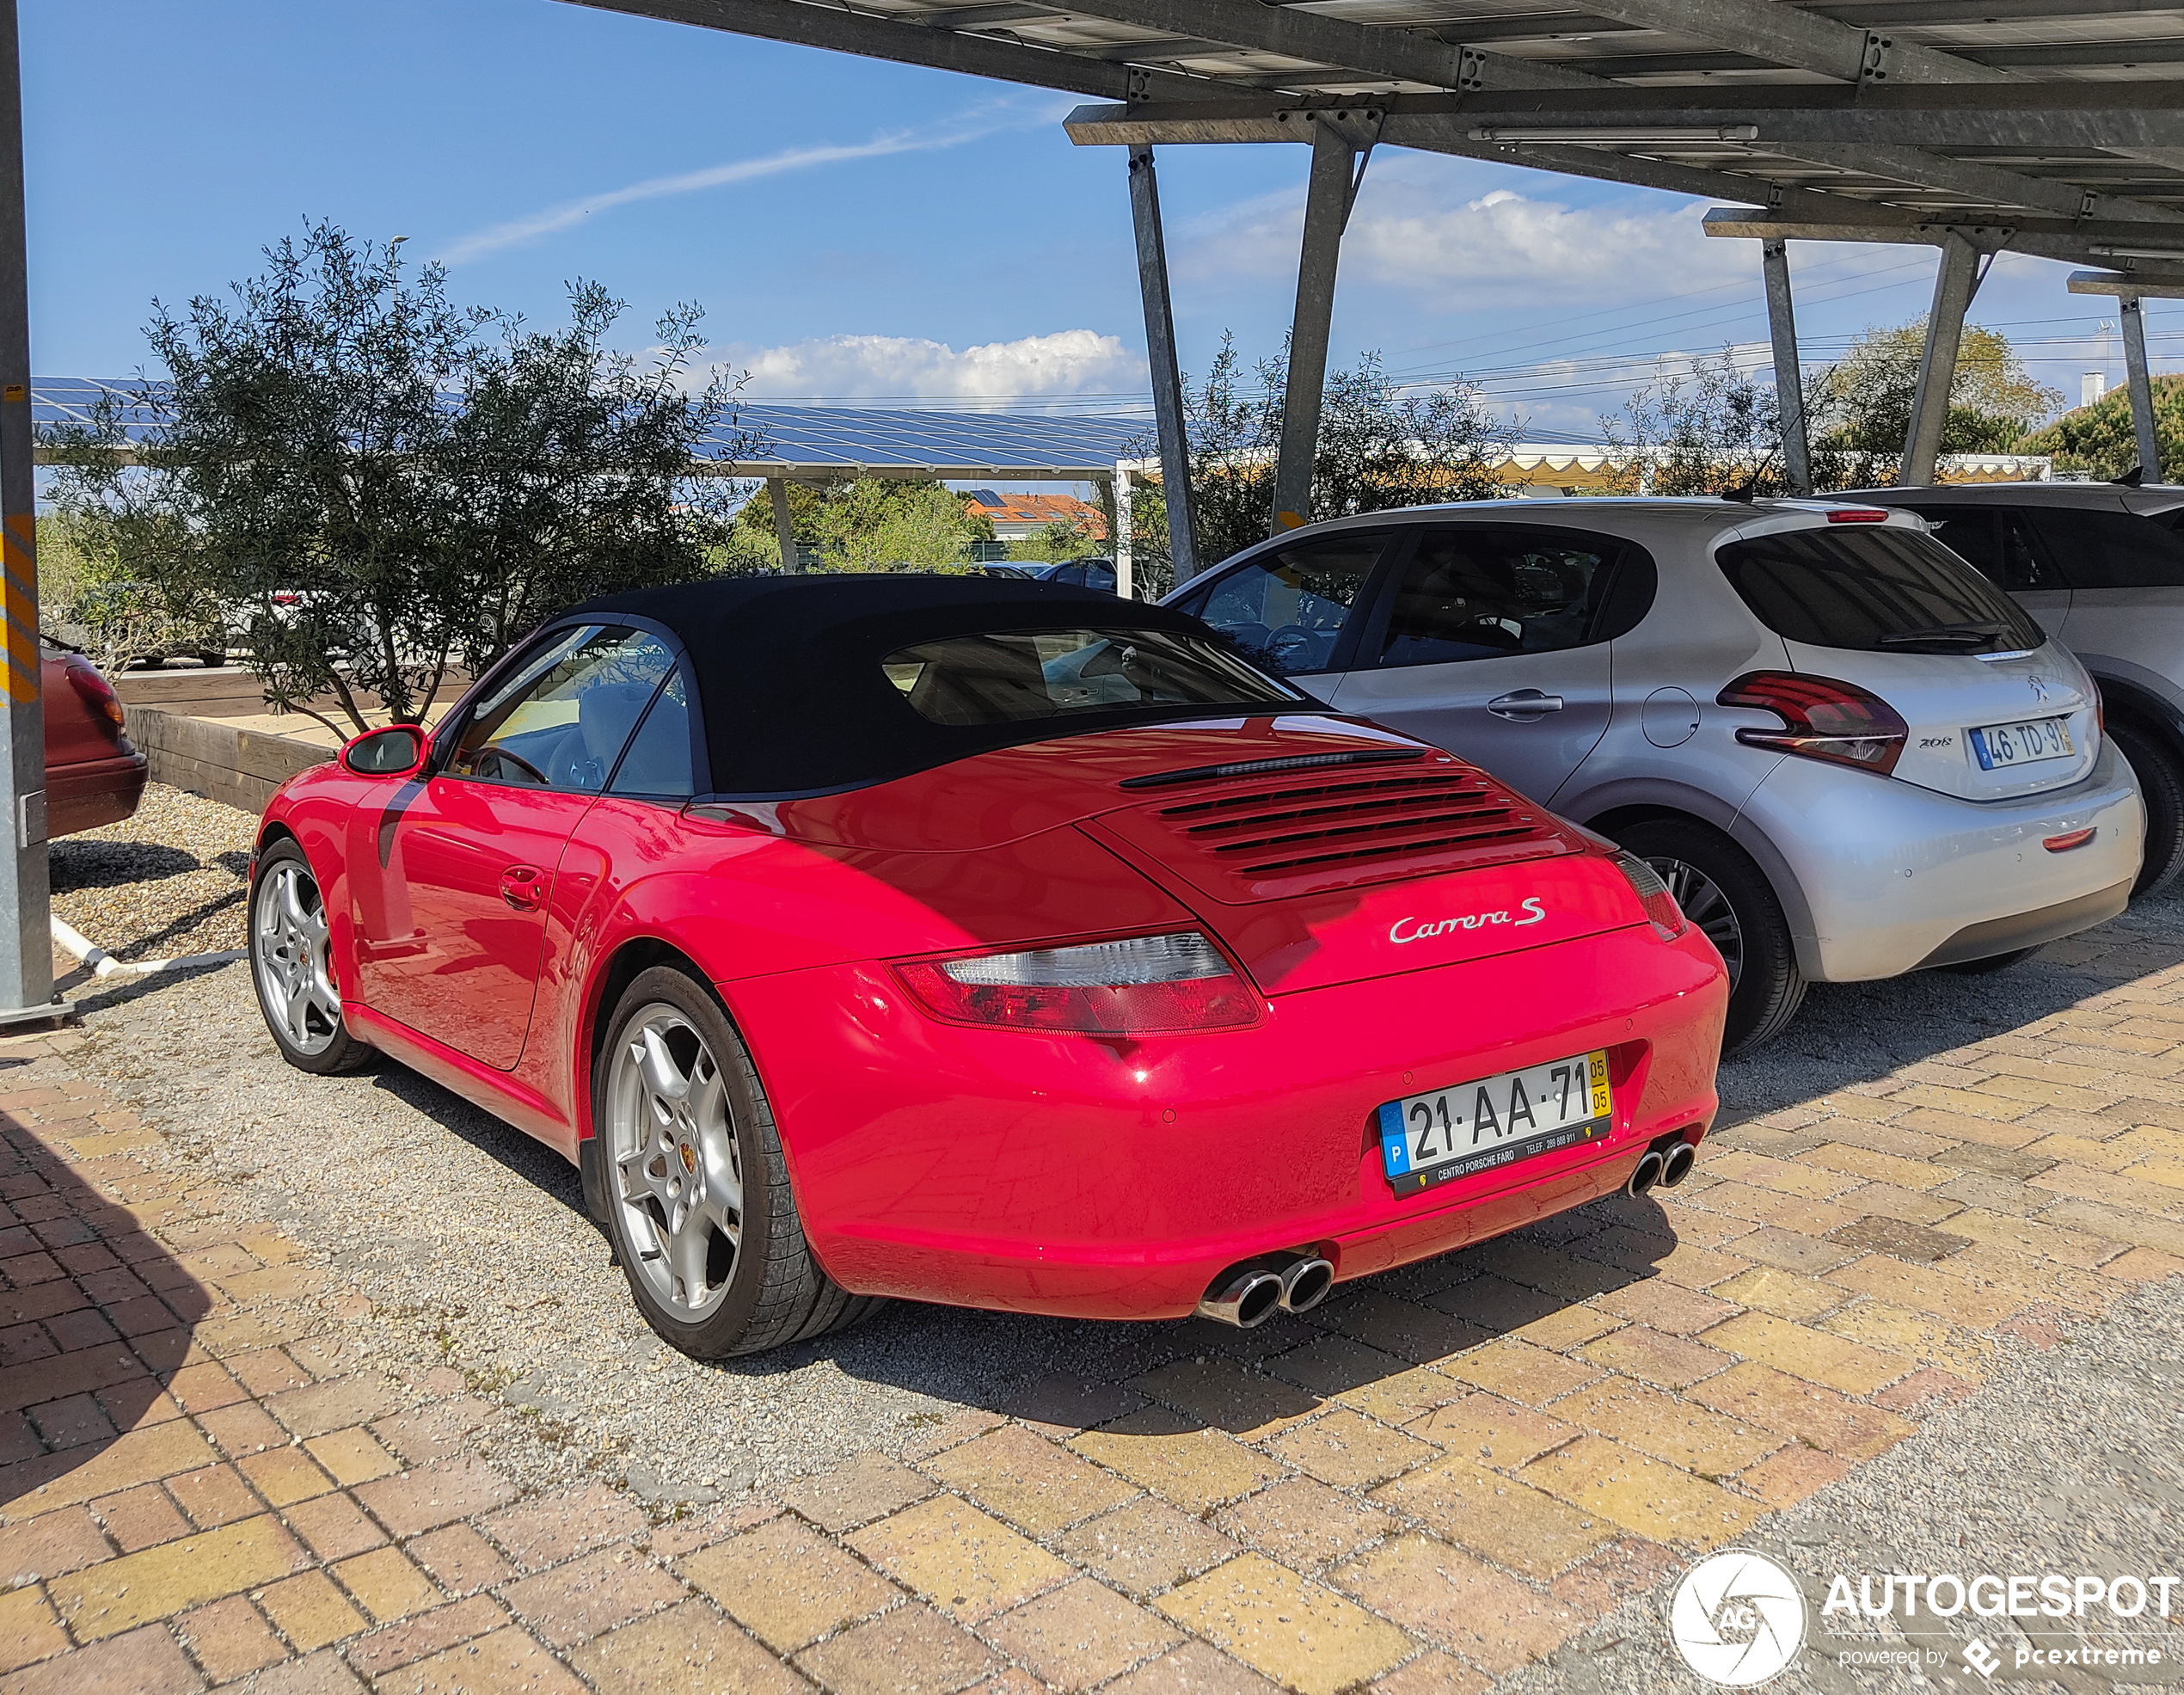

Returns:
28,382,1156,479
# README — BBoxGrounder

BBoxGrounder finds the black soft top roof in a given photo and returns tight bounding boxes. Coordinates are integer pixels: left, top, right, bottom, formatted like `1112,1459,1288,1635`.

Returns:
562,574,1267,798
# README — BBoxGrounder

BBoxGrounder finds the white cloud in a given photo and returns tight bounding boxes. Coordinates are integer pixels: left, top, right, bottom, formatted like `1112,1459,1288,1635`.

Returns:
435,101,1065,267
1179,169,1753,310
708,329,1140,402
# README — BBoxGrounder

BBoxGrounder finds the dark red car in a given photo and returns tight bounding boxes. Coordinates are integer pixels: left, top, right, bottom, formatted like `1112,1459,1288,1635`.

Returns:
247,578,1726,1359
44,648,146,837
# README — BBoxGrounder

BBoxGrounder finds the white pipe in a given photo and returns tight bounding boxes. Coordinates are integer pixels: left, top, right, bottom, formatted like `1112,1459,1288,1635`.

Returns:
51,916,247,979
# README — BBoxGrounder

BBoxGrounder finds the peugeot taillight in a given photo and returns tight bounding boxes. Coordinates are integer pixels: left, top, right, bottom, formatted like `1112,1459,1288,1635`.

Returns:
64,662,127,733
1611,851,1689,940
895,931,1258,1034
1718,672,1909,776
1825,507,1892,523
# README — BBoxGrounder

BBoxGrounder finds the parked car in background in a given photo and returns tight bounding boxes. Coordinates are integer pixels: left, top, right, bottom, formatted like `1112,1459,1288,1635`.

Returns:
1165,499,2142,1054
1847,480,2184,894
247,575,1726,1358
44,648,147,835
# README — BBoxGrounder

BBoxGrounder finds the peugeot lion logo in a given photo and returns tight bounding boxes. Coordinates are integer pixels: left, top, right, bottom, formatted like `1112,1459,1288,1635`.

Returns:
2028,673,2052,703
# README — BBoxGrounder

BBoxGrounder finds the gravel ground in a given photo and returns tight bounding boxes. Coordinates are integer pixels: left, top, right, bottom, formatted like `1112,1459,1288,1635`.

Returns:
1497,1274,2184,1695
51,783,254,961
41,793,2184,1677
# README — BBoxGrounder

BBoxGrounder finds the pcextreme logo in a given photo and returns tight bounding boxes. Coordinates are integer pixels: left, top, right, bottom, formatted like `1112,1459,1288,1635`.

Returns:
1669,1550,1808,1686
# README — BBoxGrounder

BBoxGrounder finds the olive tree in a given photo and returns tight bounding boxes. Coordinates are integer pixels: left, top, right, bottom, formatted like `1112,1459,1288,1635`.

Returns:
43,222,751,735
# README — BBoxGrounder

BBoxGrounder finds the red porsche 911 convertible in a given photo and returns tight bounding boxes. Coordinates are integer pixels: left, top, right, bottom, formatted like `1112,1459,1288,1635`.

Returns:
249,576,1727,1358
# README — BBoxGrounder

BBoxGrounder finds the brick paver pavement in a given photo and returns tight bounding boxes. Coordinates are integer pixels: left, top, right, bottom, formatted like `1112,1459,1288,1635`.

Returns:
2,957,2182,1692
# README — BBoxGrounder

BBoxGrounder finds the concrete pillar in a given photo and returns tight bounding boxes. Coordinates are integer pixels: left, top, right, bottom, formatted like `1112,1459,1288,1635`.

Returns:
1127,146,1200,582
1900,232,1985,488
1271,120,1357,535
1761,241,1812,496
767,476,801,574
1109,465,1134,600
2122,295,2162,481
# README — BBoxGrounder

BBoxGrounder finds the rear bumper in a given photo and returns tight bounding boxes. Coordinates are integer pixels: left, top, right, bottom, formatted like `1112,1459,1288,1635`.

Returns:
47,750,148,838
727,924,1726,1319
1736,736,2144,982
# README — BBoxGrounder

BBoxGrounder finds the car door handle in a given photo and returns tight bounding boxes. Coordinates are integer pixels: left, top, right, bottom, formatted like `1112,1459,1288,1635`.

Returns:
499,865,544,911
1487,690,1565,721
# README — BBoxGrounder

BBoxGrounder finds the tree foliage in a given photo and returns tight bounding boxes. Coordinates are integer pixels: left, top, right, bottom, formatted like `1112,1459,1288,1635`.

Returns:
2018,372,2184,481
42,222,748,733
722,477,997,572
1807,322,2061,484
1611,349,1790,496
1149,335,1512,572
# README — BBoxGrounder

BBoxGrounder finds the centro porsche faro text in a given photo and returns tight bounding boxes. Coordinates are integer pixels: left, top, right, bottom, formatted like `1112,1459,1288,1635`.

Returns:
1390,899,1548,943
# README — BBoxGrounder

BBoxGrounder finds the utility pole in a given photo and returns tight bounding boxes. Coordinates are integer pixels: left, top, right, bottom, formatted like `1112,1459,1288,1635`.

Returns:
0,0,54,1027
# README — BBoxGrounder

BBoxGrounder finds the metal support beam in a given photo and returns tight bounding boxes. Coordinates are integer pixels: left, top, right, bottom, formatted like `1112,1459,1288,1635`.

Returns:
1559,0,2007,84
2122,296,2163,479
1127,145,1199,582
0,1,51,1025
1703,208,2184,285
1272,117,1370,535
1761,241,1812,496
1901,232,1986,488
561,0,1229,104
767,476,801,574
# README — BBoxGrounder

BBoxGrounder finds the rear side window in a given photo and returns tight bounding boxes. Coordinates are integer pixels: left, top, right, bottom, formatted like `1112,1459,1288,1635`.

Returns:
1372,527,1648,667
1897,507,2058,592
1186,532,1391,674
884,627,1300,726
2021,507,2184,589
1715,525,2047,655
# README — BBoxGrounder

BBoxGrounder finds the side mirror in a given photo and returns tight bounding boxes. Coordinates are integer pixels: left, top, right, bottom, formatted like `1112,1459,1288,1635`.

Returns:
340,724,427,777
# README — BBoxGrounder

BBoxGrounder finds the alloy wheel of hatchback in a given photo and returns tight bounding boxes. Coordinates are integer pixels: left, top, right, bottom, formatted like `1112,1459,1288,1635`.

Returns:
604,1004,745,1320
1644,856,1743,992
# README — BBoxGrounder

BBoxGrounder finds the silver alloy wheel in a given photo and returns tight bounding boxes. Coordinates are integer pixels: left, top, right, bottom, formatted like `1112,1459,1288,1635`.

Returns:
253,860,341,1055
1645,855,1744,991
605,1004,744,1319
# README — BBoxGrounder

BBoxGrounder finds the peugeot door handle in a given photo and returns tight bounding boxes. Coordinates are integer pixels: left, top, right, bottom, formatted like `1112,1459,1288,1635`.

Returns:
500,865,544,911
1486,690,1565,721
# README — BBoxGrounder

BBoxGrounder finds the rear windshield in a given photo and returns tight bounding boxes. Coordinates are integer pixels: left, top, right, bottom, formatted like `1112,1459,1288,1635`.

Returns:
1715,525,2047,655
885,626,1302,727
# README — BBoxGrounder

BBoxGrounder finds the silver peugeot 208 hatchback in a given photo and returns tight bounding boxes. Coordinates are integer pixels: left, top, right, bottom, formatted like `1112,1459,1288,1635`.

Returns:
1163,498,2143,1055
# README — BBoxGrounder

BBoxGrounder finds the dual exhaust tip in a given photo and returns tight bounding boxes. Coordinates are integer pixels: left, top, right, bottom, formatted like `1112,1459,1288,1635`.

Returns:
1629,1135,1698,1198
1195,1255,1334,1329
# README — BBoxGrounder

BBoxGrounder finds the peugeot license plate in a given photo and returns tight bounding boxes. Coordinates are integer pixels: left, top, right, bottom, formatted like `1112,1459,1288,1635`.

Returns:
1378,1051,1613,1197
1969,715,2072,771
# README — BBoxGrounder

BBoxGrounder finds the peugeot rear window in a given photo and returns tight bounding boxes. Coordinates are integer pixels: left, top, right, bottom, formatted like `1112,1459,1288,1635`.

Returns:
1715,525,2047,656
885,626,1302,727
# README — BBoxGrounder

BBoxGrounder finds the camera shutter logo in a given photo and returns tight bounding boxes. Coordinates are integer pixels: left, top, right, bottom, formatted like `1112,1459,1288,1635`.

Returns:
1668,1550,1808,1686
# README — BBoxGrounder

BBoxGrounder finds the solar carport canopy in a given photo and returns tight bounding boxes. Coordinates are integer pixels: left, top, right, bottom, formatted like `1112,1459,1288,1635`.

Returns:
573,0,2184,276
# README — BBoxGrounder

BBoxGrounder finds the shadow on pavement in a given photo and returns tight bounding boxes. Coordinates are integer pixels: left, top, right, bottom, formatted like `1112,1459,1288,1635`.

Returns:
0,1078,215,1517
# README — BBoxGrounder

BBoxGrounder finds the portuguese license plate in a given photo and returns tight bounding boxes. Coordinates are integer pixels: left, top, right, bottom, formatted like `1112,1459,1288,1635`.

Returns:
1969,715,2073,771
1378,1051,1613,1197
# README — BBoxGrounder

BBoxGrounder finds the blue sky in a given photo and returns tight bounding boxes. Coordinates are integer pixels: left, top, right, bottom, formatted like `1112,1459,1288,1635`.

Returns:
23,0,2172,453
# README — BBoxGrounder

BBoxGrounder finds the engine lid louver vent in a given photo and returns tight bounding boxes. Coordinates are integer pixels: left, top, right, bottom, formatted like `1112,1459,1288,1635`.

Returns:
1094,756,1571,903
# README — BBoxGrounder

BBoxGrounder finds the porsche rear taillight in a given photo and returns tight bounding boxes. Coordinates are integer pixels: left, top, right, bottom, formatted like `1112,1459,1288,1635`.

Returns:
896,931,1258,1033
1719,671,1908,776
64,663,126,733
1610,851,1688,940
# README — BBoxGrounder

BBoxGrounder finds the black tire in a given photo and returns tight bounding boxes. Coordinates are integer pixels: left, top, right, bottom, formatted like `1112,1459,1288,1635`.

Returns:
248,839,376,1075
592,965,883,1359
1942,946,2039,976
2109,719,2184,897
1612,818,1807,1059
